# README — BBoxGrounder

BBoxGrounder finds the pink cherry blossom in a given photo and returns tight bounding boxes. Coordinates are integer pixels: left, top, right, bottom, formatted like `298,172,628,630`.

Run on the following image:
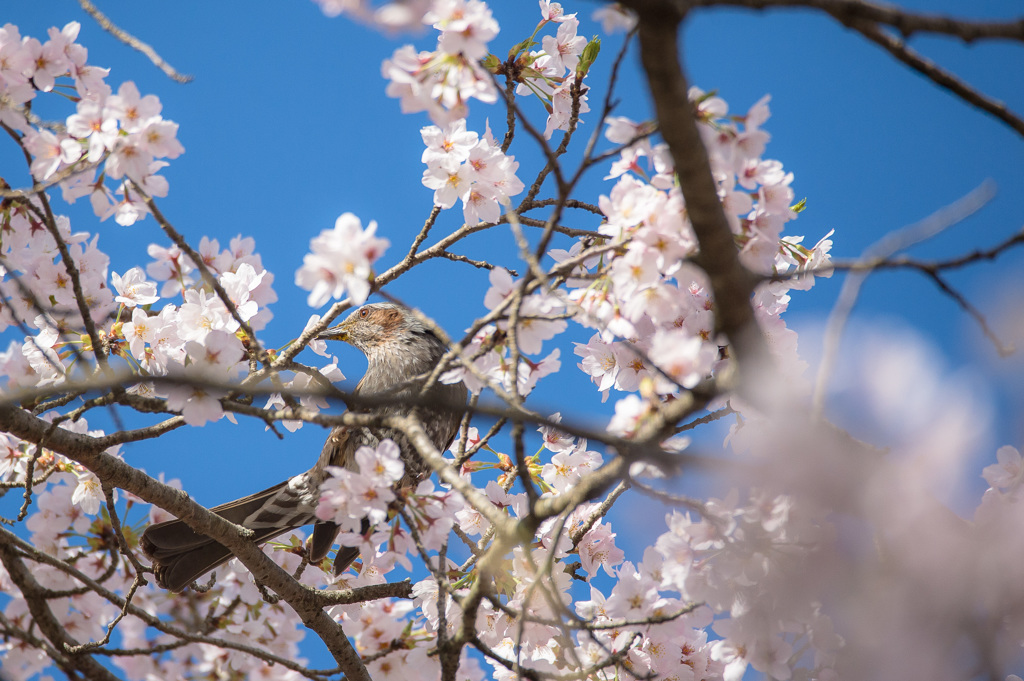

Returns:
66,98,118,162
24,128,82,181
111,267,159,307
983,445,1024,492
540,15,586,74
592,4,637,33
105,81,162,132
421,119,477,169
427,0,499,60
295,212,389,307
161,330,243,426
71,471,105,514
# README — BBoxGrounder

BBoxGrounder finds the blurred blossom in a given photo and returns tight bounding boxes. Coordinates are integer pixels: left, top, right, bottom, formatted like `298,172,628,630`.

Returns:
295,213,389,307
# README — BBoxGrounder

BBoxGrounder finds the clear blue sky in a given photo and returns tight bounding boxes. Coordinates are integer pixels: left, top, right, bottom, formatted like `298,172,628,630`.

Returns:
3,0,1023,671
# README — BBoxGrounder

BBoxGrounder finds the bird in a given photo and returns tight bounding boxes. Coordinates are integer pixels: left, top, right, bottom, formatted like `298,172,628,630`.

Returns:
141,302,468,592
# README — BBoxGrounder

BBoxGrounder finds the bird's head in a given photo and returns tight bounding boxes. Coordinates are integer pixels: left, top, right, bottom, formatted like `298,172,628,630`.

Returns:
316,303,440,357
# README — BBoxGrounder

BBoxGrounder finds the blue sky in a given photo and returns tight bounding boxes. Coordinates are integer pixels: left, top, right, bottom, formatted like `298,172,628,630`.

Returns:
2,0,1023,671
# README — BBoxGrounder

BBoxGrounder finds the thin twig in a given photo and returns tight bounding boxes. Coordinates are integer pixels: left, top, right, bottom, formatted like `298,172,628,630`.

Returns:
812,180,997,414
687,0,1024,43
921,268,1013,356
851,19,1024,137
77,0,194,83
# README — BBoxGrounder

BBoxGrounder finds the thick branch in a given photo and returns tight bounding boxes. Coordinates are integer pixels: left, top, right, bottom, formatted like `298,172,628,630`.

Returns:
628,1,770,382
0,539,122,681
0,404,370,681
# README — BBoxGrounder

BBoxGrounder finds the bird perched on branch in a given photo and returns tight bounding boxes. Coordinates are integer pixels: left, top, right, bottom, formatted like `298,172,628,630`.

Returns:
141,303,468,592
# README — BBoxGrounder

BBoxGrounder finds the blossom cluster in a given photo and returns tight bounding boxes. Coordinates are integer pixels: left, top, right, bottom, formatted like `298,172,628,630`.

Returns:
0,432,472,681
294,212,389,307
2,23,184,226
407,405,1024,681
316,439,465,576
379,0,500,126
0,199,293,425
650,491,837,680
513,4,593,138
568,91,833,412
440,266,564,395
420,119,525,224
0,416,321,681
316,439,406,531
418,420,717,680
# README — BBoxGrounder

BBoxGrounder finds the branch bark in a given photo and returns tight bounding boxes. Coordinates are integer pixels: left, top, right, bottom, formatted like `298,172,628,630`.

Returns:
0,404,371,681
627,0,771,388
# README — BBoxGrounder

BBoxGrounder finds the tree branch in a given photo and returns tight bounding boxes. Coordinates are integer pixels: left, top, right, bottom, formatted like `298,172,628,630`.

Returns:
628,0,771,391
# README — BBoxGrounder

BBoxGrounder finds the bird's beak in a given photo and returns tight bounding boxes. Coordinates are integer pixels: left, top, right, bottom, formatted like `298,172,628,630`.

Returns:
316,321,350,342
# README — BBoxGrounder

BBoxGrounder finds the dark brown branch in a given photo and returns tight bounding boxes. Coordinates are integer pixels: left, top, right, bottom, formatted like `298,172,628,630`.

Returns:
850,19,1024,137
0,404,372,681
686,0,1024,42
0,539,122,681
832,226,1024,274
675,405,736,433
628,1,770,384
921,268,1013,356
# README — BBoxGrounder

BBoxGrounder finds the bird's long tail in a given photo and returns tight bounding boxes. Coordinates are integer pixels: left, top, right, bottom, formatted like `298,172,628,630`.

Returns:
142,481,365,592
141,481,306,592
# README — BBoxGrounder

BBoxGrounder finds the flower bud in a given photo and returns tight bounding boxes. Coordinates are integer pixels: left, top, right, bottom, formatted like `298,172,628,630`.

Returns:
575,36,601,78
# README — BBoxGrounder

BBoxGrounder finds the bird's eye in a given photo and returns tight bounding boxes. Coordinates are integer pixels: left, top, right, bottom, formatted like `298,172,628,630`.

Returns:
359,308,369,318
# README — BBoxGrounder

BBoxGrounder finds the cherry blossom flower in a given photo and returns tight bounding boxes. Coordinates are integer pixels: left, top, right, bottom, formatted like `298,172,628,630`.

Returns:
540,15,586,74
104,137,152,181
649,328,718,392
983,445,1024,493
543,72,589,139
422,162,472,209
538,412,575,452
541,445,604,493
539,1,569,22
317,440,404,529
22,34,70,93
23,128,82,180
295,212,389,307
121,306,162,360
354,439,405,487
111,267,159,307
454,480,523,535
421,119,477,169
608,394,653,438
105,81,161,132
161,330,243,426
176,288,235,342
66,98,118,162
219,263,264,325
427,0,499,61
22,333,65,387
593,4,637,33
573,335,619,400
71,471,105,514
138,117,184,158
